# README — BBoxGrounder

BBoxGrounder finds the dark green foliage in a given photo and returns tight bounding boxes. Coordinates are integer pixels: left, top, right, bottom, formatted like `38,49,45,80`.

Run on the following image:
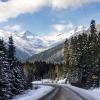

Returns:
8,36,28,96
55,63,63,78
8,36,16,62
90,19,96,34
24,61,56,81
64,20,100,88
28,44,63,63
0,39,11,99
0,36,29,99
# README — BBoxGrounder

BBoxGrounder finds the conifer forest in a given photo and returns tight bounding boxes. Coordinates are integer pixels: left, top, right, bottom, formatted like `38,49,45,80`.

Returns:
0,20,100,99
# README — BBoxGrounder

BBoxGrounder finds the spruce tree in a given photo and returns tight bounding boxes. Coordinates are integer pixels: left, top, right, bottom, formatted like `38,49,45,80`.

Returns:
90,20,96,34
63,20,100,88
8,36,27,95
64,39,70,79
79,33,88,86
88,20,99,88
97,32,100,87
0,39,11,99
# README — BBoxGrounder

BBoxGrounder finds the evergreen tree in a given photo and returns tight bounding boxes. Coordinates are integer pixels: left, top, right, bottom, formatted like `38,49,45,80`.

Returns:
90,20,96,34
79,33,88,86
55,64,63,79
8,36,18,95
87,20,99,88
64,39,70,78
64,20,100,88
8,36,27,95
96,32,100,87
0,39,11,99
70,37,79,82
8,36,16,63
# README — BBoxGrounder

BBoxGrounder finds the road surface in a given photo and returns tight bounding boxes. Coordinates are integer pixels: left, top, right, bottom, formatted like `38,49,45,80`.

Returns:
52,86,84,100
38,84,95,100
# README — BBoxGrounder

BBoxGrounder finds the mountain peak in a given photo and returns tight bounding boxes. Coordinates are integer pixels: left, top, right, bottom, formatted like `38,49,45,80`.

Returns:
0,24,98,60
22,30,38,39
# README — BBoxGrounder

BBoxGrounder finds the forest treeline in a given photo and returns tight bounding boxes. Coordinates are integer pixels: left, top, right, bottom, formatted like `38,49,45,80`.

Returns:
23,61,63,82
64,20,100,88
0,36,31,100
24,20,100,89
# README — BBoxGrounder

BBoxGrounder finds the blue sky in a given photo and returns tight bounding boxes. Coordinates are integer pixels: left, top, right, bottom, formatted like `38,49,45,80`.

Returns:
0,0,100,35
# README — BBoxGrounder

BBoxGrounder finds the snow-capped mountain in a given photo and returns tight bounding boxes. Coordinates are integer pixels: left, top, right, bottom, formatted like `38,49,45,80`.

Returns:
28,25,100,63
0,25,87,60
28,43,64,63
42,25,88,47
0,30,47,59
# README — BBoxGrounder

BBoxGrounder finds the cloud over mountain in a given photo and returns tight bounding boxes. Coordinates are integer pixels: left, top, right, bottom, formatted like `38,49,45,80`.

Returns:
0,0,100,22
4,25,21,31
51,22,74,32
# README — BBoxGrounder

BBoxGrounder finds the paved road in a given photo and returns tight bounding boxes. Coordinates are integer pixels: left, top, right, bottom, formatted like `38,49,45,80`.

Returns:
52,86,84,100
34,84,95,100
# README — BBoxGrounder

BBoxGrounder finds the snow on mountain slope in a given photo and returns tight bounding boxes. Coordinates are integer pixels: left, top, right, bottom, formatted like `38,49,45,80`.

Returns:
0,25,87,60
42,26,87,46
28,43,64,63
28,26,88,63
0,30,47,59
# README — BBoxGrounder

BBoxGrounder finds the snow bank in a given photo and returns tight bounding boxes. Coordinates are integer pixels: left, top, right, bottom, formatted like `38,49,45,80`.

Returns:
42,79,53,83
57,78,67,84
88,88,100,100
12,85,54,100
32,79,53,84
64,84,100,100
32,81,42,84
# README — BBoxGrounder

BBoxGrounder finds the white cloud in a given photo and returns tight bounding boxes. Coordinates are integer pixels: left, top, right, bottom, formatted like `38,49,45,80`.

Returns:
0,0,47,22
52,24,67,32
51,0,100,9
0,0,100,22
51,22,74,32
4,25,21,31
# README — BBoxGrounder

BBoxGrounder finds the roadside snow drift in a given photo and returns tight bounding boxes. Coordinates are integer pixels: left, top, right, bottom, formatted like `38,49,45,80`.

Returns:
65,84,100,100
12,85,54,100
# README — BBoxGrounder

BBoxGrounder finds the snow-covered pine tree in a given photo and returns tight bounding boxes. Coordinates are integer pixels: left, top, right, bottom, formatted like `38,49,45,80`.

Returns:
76,34,83,82
0,39,11,100
97,32,100,87
8,36,27,95
63,20,100,88
79,33,88,87
64,39,70,79
8,36,18,95
89,20,98,88
16,61,28,90
68,37,78,82
86,20,99,88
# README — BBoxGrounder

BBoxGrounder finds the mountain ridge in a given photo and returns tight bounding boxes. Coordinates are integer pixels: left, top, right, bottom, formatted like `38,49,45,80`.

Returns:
28,24,100,63
0,25,88,60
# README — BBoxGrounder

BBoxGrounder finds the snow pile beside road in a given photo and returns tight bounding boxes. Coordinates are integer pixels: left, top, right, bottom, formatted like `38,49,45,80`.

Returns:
32,79,53,84
66,84,100,100
57,78,67,84
42,79,53,83
88,88,100,100
12,85,54,100
32,81,42,84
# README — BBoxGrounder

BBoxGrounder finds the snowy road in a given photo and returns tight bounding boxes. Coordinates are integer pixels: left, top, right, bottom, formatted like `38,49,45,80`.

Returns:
52,86,85,100
13,83,98,100
39,84,96,100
